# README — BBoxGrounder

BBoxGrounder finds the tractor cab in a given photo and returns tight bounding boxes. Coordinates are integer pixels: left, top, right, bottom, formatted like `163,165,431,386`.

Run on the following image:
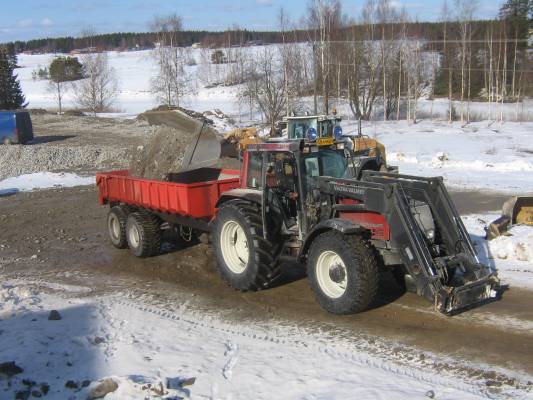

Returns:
242,140,372,237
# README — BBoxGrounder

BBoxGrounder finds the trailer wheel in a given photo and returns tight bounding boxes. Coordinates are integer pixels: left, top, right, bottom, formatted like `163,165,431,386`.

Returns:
213,200,281,291
308,231,379,314
107,206,130,249
125,212,161,257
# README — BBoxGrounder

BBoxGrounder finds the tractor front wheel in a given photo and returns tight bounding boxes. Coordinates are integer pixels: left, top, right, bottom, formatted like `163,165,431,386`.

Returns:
308,231,379,314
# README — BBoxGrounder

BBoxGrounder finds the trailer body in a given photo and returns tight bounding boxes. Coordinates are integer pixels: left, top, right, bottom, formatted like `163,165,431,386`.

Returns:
97,167,240,223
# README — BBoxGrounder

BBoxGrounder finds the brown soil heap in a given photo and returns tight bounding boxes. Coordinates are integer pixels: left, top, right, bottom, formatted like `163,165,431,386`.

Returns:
130,110,220,180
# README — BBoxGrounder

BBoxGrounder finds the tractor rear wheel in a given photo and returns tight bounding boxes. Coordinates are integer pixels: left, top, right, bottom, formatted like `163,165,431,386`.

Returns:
125,211,161,257
107,205,130,249
307,231,379,314
212,200,281,291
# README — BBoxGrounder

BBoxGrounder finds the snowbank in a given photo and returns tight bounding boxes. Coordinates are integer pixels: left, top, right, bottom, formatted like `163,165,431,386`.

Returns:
0,172,93,194
463,214,533,289
344,119,533,194
0,283,489,400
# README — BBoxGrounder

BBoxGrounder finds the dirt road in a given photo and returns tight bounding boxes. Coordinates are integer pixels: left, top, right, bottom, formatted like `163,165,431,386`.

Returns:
0,187,532,393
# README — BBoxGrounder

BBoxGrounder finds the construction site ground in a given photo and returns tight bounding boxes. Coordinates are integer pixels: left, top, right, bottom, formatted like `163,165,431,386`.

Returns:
0,187,532,386
1,113,532,398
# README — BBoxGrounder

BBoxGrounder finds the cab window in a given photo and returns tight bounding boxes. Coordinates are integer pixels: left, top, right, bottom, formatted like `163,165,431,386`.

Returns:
246,152,263,188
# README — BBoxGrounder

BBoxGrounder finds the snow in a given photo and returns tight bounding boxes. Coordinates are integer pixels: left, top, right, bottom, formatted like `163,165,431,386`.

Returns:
17,50,158,114
462,214,533,290
0,172,93,195
343,119,533,194
0,282,494,400
16,49,533,194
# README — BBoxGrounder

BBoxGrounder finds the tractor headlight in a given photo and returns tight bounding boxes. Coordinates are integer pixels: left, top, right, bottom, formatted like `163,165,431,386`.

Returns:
426,229,435,241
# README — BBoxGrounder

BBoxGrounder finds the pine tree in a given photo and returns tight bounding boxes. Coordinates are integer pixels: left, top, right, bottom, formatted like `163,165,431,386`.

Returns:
0,46,27,110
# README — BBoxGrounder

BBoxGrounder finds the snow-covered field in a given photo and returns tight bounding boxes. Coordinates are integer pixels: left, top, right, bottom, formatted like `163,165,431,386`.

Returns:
0,282,517,400
347,119,533,194
16,49,533,194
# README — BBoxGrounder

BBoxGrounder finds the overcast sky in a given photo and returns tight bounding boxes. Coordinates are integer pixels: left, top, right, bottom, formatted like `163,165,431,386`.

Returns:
0,0,503,42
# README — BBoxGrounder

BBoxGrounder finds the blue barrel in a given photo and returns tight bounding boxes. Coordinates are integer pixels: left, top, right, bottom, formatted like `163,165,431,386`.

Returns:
0,111,33,144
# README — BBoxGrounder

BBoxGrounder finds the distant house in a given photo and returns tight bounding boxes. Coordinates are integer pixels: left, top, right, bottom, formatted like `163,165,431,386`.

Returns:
70,47,98,55
245,40,264,47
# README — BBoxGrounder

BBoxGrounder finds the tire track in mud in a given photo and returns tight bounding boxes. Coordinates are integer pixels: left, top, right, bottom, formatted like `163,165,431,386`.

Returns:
5,275,532,398
5,269,533,399
105,291,530,399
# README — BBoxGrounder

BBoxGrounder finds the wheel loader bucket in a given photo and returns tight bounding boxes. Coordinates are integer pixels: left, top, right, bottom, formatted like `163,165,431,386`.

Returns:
502,196,533,226
181,121,221,171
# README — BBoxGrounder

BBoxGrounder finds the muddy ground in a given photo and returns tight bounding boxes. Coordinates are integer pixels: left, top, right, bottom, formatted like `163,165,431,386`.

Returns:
0,186,532,393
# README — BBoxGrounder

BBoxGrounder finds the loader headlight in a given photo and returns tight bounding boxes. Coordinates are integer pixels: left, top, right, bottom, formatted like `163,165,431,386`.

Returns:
307,127,317,141
334,125,343,140
426,229,435,241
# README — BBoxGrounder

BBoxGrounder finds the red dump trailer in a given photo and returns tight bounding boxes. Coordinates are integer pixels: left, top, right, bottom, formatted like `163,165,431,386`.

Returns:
96,167,241,257
97,168,240,220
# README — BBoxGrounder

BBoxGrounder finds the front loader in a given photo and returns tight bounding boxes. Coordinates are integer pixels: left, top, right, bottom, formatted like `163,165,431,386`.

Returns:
213,139,499,315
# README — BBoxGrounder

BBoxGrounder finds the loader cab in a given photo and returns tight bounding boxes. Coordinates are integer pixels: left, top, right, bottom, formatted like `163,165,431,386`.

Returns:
285,114,342,141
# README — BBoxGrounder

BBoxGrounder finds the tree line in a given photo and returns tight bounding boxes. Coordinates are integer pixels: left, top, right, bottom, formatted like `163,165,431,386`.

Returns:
236,0,532,129
2,17,526,55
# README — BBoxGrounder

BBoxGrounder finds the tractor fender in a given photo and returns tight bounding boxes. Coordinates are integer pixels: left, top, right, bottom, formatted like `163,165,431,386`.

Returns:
215,188,262,209
298,219,366,262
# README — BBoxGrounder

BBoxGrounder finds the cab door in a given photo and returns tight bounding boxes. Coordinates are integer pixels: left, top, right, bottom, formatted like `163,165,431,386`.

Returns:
262,151,300,237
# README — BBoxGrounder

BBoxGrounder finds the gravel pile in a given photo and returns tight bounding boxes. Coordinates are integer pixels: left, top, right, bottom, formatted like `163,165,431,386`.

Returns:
0,144,130,180
130,126,193,180
0,113,156,180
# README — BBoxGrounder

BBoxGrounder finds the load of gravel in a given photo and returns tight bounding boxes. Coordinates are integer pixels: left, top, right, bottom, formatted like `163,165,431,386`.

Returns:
130,126,193,180
130,110,221,180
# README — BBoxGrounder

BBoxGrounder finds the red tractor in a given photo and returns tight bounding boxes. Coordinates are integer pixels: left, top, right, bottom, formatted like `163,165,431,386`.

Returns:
97,138,499,315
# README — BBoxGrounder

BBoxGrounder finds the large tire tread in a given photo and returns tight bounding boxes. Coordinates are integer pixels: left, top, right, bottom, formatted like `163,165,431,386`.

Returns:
213,200,282,291
107,206,129,249
308,231,380,314
126,211,162,257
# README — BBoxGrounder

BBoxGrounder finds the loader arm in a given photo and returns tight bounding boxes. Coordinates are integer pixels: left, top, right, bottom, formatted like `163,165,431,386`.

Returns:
318,171,499,315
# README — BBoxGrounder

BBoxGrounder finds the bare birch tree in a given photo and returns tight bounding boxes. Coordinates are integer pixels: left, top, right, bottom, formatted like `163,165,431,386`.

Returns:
240,48,286,135
74,53,119,116
150,14,195,108
454,0,478,123
307,0,343,114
